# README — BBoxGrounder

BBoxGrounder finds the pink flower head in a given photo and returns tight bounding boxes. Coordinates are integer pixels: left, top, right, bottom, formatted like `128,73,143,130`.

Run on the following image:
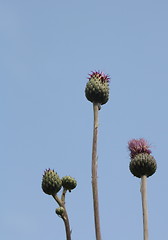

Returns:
88,71,110,84
128,138,151,158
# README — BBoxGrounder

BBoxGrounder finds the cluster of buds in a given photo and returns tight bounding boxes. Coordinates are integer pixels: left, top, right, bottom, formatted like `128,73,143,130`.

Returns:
42,169,77,195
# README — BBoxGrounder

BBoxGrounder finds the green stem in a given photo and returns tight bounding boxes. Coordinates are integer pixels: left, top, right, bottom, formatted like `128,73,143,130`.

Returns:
52,194,71,240
140,175,148,240
92,103,102,240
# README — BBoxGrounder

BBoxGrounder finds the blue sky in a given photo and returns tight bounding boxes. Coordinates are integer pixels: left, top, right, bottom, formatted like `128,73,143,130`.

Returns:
1,0,168,239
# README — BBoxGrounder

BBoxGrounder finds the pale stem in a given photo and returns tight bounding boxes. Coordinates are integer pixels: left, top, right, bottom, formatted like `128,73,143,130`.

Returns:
52,194,71,240
92,103,102,240
140,175,148,240
61,188,67,205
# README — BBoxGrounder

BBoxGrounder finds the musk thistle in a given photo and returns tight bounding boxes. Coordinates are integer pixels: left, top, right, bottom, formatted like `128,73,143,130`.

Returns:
128,138,157,240
85,71,110,240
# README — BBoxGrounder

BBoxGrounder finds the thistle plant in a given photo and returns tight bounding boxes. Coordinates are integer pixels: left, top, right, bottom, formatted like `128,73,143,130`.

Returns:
42,169,77,240
128,139,157,240
41,72,158,240
85,71,110,240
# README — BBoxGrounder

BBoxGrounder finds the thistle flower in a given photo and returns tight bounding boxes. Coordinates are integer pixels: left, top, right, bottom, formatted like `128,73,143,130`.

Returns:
128,138,157,178
85,71,110,105
128,138,152,158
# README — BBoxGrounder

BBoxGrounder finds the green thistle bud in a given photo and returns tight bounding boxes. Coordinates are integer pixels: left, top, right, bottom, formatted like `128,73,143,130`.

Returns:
85,71,110,105
62,176,77,191
129,153,157,178
42,169,62,195
55,207,64,216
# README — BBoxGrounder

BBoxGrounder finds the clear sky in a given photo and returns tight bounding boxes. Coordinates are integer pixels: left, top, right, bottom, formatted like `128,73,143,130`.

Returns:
1,0,168,239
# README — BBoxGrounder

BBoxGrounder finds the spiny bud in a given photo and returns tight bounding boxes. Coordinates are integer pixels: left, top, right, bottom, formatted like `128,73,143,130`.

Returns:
55,207,64,216
62,176,77,191
85,71,110,105
42,169,62,195
129,153,157,178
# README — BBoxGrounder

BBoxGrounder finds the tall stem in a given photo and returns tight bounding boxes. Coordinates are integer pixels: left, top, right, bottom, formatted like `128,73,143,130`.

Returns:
92,103,102,240
52,195,71,240
140,175,148,240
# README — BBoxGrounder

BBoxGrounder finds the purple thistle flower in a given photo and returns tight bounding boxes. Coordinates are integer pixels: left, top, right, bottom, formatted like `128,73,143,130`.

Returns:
128,138,152,158
88,71,110,84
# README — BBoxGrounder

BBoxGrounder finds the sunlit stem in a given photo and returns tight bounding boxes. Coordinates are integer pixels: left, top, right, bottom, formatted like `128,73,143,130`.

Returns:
140,175,148,240
61,188,67,205
92,103,102,240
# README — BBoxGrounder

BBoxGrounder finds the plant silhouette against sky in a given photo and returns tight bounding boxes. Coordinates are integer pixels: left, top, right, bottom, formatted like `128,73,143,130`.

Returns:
41,71,157,240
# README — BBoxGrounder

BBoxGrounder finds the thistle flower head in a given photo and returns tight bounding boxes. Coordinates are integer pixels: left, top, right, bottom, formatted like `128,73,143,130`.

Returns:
128,138,151,158
85,70,110,105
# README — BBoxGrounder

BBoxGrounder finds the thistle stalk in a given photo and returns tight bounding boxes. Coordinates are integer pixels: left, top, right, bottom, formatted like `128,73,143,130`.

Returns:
128,138,157,240
140,175,148,240
92,103,101,240
85,70,110,240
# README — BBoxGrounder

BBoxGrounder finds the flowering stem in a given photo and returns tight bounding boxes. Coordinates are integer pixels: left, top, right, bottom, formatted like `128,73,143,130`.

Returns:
92,103,102,240
52,194,71,240
140,175,148,240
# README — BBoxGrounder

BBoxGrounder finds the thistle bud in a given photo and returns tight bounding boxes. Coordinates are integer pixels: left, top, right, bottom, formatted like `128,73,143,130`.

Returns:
55,207,64,216
85,71,110,105
42,169,62,195
62,176,77,191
